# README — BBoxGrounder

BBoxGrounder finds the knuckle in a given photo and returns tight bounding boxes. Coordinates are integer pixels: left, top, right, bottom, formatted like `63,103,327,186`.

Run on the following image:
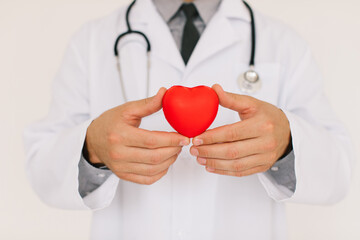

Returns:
144,165,158,176
264,137,277,152
232,161,243,172
206,159,216,169
225,127,239,141
107,132,120,145
206,133,216,145
168,137,176,147
170,155,178,164
142,96,152,105
143,97,151,106
263,120,275,133
226,146,240,159
169,135,180,146
198,147,208,157
143,177,156,185
235,171,243,177
108,150,122,161
144,136,158,148
149,152,163,164
269,152,278,162
114,172,126,181
120,107,133,121
158,168,169,177
118,130,129,143
110,163,121,173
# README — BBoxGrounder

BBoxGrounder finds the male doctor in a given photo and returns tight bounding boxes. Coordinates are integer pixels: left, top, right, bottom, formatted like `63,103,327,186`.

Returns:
24,0,354,239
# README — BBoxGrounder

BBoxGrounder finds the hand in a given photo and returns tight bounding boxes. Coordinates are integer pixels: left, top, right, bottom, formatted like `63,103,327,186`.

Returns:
190,84,291,177
85,88,190,185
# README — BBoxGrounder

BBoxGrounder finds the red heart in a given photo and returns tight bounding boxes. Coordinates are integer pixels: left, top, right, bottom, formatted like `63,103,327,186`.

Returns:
162,85,219,138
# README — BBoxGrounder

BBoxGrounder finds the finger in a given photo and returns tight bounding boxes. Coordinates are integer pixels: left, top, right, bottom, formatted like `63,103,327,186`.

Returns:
212,84,258,117
190,138,266,160
119,154,178,176
126,87,167,118
193,118,261,145
116,168,169,185
115,145,181,164
123,127,190,148
197,154,267,172
205,165,269,178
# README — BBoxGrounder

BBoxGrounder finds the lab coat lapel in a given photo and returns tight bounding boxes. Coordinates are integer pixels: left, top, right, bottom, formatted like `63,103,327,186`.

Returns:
128,0,253,76
142,0,185,72
184,0,251,76
116,0,185,102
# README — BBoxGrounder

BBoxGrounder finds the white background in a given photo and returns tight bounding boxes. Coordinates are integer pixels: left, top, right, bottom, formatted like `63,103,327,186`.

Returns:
1,0,359,239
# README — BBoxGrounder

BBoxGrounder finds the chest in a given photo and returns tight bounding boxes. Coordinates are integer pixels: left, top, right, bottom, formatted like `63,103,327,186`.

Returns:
88,17,284,129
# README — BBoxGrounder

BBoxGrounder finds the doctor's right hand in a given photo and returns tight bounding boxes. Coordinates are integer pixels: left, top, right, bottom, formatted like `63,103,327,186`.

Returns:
85,88,190,185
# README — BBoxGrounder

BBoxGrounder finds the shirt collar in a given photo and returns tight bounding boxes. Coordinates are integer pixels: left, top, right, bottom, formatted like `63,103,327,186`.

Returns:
152,0,222,24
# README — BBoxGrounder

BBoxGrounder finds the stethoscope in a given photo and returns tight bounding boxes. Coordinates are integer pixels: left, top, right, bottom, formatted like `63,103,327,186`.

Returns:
114,0,261,102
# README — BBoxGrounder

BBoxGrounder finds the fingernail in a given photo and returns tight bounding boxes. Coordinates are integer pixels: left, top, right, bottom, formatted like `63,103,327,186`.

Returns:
180,139,189,146
206,167,215,172
193,138,203,146
197,157,206,165
190,148,199,156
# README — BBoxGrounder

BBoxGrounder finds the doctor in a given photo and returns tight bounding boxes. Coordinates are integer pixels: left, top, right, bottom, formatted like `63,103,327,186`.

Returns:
24,0,353,239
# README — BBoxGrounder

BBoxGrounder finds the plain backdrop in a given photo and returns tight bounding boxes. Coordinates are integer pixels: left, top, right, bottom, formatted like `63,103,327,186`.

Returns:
1,0,360,239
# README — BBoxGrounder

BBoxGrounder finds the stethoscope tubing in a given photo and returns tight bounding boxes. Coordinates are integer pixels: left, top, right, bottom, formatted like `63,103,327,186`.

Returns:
114,0,255,64
242,0,256,67
114,0,151,56
114,0,259,100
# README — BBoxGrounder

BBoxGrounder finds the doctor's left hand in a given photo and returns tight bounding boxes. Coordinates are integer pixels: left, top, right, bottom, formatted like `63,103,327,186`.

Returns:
190,84,292,177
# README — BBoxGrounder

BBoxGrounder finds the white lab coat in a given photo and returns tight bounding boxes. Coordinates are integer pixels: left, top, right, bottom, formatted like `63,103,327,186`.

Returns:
23,0,354,239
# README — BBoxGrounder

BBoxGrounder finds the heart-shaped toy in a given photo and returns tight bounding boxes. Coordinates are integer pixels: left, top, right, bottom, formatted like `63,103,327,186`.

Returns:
162,85,219,138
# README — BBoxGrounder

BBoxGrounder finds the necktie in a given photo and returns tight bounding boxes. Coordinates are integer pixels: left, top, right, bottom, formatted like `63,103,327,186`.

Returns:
180,3,200,64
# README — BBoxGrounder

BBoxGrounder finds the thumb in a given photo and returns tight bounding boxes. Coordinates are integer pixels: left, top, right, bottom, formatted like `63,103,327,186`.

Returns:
212,84,258,114
128,87,167,118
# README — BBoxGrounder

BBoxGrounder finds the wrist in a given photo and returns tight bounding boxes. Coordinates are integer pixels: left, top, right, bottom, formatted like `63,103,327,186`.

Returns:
82,140,108,169
278,134,293,161
83,126,107,168
278,108,292,160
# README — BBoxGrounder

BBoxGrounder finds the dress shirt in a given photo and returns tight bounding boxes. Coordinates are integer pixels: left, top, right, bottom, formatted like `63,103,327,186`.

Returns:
78,0,296,197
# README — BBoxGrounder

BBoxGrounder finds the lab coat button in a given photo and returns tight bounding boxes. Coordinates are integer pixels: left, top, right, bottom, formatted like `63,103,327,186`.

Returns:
271,166,279,171
97,173,106,178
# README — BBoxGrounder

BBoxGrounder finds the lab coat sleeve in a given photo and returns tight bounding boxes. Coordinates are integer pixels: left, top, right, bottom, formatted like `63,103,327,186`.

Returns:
23,25,119,210
258,43,355,204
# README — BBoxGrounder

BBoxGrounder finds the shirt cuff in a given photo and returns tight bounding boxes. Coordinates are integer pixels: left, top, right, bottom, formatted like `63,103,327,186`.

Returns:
78,154,112,198
265,150,296,192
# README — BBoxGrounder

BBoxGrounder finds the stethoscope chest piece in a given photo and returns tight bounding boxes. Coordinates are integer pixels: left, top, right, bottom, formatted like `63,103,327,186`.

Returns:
237,69,262,94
